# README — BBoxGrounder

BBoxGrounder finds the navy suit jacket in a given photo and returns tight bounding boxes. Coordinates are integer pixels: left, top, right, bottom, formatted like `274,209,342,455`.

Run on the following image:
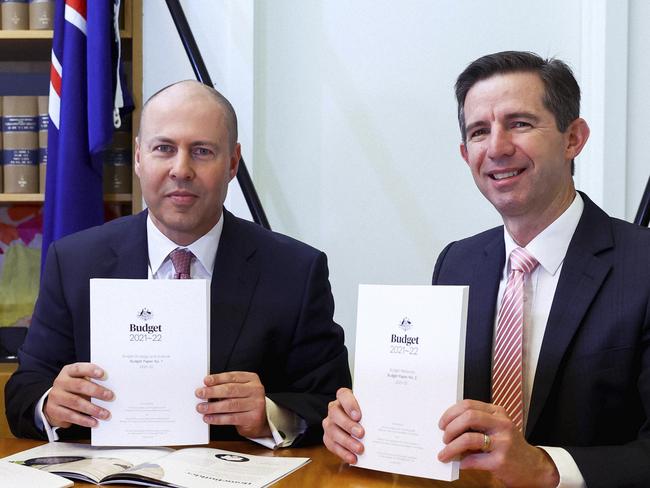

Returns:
432,193,650,488
5,209,351,445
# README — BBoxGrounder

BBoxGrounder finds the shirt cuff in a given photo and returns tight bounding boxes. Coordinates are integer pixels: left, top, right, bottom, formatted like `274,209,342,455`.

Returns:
538,446,586,488
35,388,60,442
247,397,307,449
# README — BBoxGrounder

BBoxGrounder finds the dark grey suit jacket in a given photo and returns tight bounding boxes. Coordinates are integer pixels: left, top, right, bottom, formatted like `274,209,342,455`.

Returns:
433,193,650,488
6,209,351,445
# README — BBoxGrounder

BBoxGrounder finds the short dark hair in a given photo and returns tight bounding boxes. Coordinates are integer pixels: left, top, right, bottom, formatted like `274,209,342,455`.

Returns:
139,80,238,149
455,51,580,144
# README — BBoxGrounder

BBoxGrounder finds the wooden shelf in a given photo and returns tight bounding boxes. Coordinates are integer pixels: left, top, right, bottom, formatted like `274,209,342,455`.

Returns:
0,193,43,203
0,30,52,39
0,29,131,39
0,193,132,204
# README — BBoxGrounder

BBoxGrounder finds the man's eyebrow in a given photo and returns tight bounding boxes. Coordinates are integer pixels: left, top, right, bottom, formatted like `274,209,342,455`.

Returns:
465,120,488,134
505,112,540,123
146,137,219,149
191,140,219,148
147,136,175,147
465,112,541,134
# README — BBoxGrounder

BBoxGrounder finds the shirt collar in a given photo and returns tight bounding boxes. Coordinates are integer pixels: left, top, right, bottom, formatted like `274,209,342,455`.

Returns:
146,212,224,277
503,192,584,277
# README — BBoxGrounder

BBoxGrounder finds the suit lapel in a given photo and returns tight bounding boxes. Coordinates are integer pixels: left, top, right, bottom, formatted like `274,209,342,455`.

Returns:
209,211,260,373
91,211,149,279
464,233,505,403
525,195,613,437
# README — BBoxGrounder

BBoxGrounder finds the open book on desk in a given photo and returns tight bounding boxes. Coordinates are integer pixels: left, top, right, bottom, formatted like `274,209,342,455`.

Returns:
2,442,310,487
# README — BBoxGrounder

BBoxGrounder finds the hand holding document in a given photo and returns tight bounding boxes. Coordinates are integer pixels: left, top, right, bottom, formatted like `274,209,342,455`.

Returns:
352,284,468,481
90,278,210,446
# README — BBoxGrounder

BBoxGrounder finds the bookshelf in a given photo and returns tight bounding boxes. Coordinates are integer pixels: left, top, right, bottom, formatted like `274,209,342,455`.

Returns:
0,1,142,365
0,30,53,38
0,0,142,211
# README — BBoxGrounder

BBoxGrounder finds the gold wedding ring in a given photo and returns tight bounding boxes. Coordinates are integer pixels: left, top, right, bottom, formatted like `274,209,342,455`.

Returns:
481,433,492,453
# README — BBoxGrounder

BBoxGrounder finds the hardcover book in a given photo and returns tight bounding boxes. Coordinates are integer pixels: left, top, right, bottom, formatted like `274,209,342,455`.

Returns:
29,0,54,30
1,0,29,30
103,114,132,194
3,95,38,193
37,95,48,193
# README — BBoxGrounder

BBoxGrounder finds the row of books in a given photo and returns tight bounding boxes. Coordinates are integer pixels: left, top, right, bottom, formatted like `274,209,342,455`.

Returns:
1,95,132,195
2,95,47,193
1,0,54,31
104,116,133,195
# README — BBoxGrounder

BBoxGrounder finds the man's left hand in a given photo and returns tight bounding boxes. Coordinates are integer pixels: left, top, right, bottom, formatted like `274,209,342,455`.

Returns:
438,399,559,488
196,371,271,438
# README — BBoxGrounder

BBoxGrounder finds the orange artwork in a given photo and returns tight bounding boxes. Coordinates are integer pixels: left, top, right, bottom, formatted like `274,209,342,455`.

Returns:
0,223,20,245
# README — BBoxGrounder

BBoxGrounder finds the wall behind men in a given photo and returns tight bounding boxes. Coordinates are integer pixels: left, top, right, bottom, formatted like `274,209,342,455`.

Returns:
627,0,650,219
144,0,646,369
142,1,254,219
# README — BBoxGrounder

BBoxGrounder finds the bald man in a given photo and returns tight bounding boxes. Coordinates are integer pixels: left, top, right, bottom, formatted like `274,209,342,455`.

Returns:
6,81,351,447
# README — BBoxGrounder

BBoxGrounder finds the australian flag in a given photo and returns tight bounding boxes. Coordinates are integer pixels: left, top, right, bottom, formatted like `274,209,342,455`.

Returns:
42,0,129,270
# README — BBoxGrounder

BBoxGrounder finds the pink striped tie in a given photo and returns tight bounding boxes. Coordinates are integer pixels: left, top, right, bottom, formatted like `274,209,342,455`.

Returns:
169,248,194,279
492,247,538,431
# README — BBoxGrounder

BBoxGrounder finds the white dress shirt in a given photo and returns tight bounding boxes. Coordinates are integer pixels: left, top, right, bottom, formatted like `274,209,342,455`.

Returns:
495,192,585,488
37,212,305,449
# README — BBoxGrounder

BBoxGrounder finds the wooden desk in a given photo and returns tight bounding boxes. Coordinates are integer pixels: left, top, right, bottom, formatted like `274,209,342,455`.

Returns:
0,438,503,487
0,363,18,438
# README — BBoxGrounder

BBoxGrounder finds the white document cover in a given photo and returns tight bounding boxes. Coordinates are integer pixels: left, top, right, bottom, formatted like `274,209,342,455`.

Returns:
353,284,468,481
90,278,210,447
0,460,73,488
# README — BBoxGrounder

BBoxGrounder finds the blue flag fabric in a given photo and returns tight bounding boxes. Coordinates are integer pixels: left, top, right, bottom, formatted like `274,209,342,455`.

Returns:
42,0,118,272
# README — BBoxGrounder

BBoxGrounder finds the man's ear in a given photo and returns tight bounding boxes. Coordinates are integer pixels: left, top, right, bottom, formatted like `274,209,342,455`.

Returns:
229,143,241,181
565,118,590,160
460,143,470,166
134,137,141,177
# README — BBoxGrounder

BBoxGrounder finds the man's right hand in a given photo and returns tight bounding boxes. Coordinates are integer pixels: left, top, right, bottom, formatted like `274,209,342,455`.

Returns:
44,363,114,429
322,388,365,464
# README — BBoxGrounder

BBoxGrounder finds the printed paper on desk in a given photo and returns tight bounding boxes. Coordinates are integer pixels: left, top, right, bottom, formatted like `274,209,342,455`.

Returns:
0,460,73,488
353,284,468,481
90,278,210,446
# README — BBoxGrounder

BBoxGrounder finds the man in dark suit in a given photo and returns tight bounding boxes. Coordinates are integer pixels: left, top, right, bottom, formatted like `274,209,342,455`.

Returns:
6,80,351,447
323,51,650,487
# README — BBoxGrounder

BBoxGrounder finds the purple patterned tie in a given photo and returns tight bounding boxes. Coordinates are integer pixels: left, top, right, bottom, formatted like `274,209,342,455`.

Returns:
169,248,194,279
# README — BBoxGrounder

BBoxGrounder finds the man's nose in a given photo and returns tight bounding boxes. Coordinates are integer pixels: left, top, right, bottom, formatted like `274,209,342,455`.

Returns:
169,150,194,180
487,127,515,160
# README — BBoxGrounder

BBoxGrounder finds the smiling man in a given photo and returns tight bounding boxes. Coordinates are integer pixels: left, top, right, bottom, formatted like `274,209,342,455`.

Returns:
323,52,650,487
6,80,351,448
